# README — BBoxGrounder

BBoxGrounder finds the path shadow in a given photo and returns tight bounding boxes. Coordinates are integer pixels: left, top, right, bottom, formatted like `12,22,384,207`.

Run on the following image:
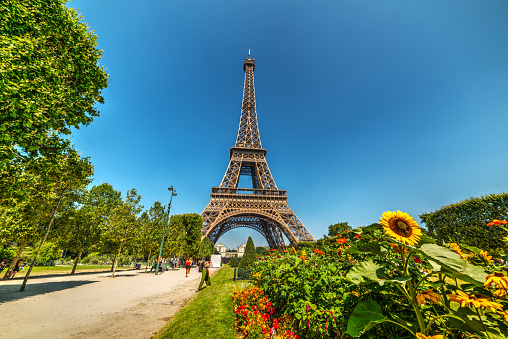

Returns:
0,280,97,304
5,268,139,281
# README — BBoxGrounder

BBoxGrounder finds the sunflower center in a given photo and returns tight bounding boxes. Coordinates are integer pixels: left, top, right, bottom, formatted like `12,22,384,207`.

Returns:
389,219,412,236
397,221,408,230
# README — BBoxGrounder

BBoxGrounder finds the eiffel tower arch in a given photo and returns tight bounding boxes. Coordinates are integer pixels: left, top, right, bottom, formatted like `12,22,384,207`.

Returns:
201,52,315,249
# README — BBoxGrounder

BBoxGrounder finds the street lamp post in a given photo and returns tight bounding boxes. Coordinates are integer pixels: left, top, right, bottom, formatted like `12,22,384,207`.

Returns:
156,186,177,275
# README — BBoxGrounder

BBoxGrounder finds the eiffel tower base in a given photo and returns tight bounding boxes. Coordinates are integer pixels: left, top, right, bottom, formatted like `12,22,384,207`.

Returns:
201,187,315,248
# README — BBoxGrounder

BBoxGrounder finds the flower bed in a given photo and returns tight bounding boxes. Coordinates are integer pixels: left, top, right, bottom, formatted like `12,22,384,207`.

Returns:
232,211,508,338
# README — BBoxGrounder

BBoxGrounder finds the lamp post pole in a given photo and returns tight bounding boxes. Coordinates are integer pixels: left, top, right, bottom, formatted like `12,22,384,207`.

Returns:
156,187,177,275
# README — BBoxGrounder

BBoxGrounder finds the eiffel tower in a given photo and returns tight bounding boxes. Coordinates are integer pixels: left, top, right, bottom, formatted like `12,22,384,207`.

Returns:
201,51,315,248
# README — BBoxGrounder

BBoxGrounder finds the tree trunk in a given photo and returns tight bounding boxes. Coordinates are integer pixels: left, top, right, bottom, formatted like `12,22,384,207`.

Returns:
71,250,82,275
21,196,62,292
133,249,138,269
145,248,152,273
111,245,122,278
110,251,118,272
2,241,27,280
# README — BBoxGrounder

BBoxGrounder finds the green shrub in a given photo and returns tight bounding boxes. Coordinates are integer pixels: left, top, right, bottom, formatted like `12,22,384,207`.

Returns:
90,258,99,265
229,254,239,267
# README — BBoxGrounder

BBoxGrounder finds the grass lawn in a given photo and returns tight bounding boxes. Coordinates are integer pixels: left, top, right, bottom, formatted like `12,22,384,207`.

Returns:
154,265,247,339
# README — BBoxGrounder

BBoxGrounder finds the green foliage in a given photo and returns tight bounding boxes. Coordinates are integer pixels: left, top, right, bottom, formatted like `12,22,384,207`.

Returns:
0,246,17,260
255,246,269,256
198,237,214,258
167,213,203,258
27,241,61,265
229,254,239,267
248,222,508,338
328,221,352,237
238,237,256,270
0,0,108,165
420,193,508,251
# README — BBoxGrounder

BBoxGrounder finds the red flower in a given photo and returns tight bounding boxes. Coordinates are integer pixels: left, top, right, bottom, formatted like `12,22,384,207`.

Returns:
355,234,361,239
272,318,280,329
314,248,324,255
336,238,347,244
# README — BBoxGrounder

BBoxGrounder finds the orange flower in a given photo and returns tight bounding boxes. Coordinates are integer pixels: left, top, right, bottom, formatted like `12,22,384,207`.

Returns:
313,248,324,255
336,238,347,244
487,219,508,226
416,289,442,305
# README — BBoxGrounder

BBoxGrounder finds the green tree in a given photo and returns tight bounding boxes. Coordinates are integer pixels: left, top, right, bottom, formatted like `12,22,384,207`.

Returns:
229,254,239,267
198,237,214,259
167,214,203,258
238,237,256,271
420,193,508,251
100,189,143,277
0,0,108,166
255,246,269,256
327,222,352,237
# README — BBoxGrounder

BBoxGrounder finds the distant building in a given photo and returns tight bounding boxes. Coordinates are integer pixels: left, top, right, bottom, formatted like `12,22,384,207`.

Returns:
215,243,227,255
237,243,247,255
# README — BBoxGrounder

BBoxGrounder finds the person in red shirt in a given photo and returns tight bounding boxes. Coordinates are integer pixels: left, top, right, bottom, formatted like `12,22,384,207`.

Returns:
185,258,192,277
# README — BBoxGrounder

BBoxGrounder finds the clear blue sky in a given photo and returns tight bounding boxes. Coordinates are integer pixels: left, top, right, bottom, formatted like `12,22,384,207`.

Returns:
68,0,508,249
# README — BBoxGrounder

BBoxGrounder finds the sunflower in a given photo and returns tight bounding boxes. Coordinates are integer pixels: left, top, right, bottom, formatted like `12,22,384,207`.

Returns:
485,272,508,290
379,210,421,245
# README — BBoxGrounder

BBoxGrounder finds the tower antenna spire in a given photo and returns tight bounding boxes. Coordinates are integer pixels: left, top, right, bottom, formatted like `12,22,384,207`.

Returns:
248,48,251,58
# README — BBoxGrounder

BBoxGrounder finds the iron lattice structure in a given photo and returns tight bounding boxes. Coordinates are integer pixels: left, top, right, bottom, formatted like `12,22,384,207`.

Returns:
201,53,315,248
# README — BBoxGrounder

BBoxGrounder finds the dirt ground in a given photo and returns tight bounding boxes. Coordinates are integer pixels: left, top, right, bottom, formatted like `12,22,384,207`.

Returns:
0,266,218,338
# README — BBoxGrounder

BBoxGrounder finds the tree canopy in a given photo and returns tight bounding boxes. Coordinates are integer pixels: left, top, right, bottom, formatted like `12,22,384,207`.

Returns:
420,193,508,251
0,0,108,165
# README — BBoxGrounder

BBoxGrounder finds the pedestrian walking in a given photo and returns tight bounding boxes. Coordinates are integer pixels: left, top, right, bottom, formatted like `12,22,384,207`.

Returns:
10,260,21,278
198,258,211,291
185,258,192,277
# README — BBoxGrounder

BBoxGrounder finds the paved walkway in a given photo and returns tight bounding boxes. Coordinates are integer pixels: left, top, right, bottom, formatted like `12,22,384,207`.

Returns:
0,266,217,338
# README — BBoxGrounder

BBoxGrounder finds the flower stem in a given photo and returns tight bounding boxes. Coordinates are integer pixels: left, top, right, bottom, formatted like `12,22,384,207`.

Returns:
475,307,491,339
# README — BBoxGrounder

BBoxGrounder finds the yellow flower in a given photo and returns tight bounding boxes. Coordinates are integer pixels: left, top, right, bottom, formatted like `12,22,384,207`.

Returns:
494,288,507,299
416,333,443,339
416,289,442,305
379,210,421,245
485,272,508,290
448,291,503,311
449,243,468,259
499,309,508,323
480,250,492,263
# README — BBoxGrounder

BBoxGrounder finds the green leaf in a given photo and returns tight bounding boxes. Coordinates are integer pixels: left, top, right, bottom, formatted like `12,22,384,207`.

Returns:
418,244,488,285
461,244,481,255
415,234,436,247
345,299,387,337
346,258,387,285
361,223,383,233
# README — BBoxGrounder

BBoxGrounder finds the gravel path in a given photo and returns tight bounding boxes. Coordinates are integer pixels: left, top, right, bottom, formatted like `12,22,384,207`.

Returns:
0,266,217,338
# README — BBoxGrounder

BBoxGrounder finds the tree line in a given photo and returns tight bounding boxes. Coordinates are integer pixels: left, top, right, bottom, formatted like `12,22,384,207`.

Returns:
0,1,214,290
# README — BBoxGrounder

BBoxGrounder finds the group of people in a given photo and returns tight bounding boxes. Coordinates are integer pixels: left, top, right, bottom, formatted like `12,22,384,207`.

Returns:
184,257,212,291
0,259,25,279
147,256,212,291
